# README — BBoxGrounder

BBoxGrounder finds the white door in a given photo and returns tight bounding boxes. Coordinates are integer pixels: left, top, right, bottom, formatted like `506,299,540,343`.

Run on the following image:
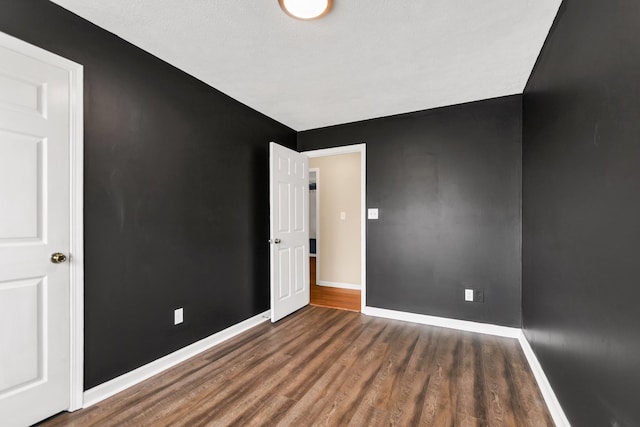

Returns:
269,142,309,322
0,38,72,426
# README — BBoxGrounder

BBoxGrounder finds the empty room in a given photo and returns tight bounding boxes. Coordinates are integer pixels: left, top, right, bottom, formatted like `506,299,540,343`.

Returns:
0,0,638,426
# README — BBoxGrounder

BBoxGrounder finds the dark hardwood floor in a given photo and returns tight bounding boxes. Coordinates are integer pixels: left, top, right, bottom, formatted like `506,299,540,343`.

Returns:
310,257,361,312
40,306,553,426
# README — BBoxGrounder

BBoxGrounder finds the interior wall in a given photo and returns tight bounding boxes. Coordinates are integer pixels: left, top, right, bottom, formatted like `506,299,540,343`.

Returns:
0,0,296,389
299,95,522,327
522,0,640,425
309,153,362,286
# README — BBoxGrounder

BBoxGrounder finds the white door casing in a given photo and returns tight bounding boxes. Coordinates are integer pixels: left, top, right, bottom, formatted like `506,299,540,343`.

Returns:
303,143,366,310
269,142,309,322
0,32,83,426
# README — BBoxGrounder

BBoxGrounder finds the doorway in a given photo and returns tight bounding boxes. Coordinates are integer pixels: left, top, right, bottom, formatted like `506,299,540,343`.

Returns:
304,144,366,312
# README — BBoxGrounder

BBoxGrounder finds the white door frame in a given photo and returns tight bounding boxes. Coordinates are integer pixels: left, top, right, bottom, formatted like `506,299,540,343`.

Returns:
0,32,84,411
303,143,366,310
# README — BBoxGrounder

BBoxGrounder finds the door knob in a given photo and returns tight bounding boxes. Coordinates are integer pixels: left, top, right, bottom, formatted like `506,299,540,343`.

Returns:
269,238,282,244
51,252,67,264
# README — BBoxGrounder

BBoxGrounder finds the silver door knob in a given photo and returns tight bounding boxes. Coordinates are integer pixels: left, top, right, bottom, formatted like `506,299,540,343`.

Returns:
272,238,281,244
51,252,67,264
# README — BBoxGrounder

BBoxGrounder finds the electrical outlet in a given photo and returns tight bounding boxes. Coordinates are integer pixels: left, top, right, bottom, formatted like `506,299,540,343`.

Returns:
474,290,484,303
464,289,474,302
174,308,183,325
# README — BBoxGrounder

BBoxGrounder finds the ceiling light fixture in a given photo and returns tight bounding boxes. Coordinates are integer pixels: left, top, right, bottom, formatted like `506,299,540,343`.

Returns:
279,0,332,20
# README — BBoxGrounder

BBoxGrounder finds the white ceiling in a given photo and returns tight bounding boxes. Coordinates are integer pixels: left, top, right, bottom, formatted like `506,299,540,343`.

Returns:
50,0,561,131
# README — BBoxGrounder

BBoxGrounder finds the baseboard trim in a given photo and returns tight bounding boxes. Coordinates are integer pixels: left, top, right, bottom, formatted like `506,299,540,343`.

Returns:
82,310,271,408
517,331,571,427
362,306,520,338
317,281,361,290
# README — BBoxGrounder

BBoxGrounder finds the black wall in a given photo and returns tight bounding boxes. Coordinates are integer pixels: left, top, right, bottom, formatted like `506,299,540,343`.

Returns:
299,96,522,327
0,0,296,389
523,1,640,425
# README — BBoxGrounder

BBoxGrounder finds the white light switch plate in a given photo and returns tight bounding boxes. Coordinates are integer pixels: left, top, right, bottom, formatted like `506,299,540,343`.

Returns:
465,289,474,302
340,211,346,220
368,208,379,219
174,308,184,325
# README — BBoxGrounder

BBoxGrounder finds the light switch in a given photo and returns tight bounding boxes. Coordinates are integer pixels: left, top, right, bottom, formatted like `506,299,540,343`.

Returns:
340,211,346,220
368,208,379,219
464,289,474,302
174,308,183,325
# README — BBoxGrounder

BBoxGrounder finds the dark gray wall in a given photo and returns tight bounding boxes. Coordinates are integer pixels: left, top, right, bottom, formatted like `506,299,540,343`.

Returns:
523,1,640,425
0,0,296,389
299,96,523,327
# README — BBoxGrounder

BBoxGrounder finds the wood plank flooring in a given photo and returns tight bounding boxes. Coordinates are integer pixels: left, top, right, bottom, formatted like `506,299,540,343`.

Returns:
40,306,553,427
310,257,361,312
310,284,361,312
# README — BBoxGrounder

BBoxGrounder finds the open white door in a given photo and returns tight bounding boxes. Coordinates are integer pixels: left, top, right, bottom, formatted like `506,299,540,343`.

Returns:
0,35,77,426
269,142,309,322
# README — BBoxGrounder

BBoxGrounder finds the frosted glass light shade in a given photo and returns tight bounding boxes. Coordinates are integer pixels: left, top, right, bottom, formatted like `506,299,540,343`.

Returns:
279,0,332,20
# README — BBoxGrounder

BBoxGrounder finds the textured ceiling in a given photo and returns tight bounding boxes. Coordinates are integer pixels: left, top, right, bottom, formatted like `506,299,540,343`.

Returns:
50,0,561,131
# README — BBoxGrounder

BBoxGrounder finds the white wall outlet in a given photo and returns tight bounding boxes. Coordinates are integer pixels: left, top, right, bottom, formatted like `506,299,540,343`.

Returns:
340,211,346,220
368,208,379,219
174,307,184,325
464,289,474,302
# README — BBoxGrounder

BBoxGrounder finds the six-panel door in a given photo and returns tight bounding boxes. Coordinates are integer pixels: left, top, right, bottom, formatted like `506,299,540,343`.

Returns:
0,39,71,426
269,142,309,322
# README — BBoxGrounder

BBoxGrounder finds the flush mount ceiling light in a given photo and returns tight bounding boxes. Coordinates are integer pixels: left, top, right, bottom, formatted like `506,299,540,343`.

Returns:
279,0,332,20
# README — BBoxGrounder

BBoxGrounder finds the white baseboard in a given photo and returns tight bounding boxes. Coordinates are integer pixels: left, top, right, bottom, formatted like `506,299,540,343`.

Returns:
317,280,361,290
362,306,521,338
82,310,271,408
517,331,571,427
